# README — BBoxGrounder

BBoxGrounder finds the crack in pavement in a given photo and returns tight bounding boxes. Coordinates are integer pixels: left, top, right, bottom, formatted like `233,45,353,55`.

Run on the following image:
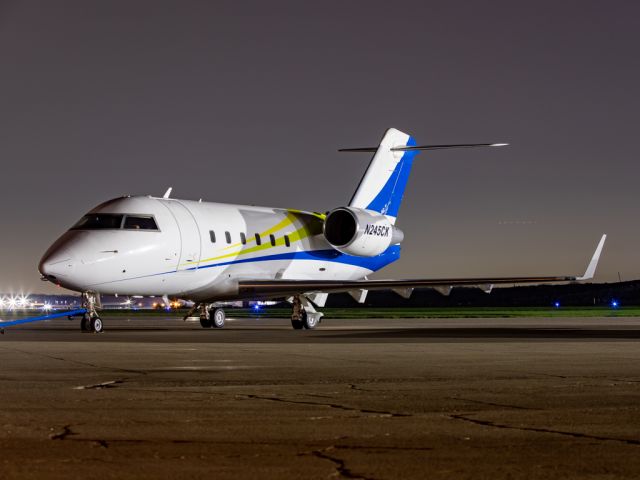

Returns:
446,397,538,411
49,425,76,441
120,386,413,418
0,345,146,375
450,414,640,446
348,383,392,393
611,378,640,384
526,372,568,379
333,444,433,452
241,393,412,417
307,447,378,480
45,434,432,456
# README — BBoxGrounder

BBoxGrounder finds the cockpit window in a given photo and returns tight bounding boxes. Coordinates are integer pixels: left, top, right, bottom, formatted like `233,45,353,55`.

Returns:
123,215,159,230
70,214,159,231
71,214,124,230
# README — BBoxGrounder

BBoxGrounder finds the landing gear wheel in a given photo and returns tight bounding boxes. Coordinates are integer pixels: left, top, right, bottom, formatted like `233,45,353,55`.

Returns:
212,308,225,328
90,317,103,333
200,317,212,328
291,314,304,330
80,314,92,332
302,311,319,330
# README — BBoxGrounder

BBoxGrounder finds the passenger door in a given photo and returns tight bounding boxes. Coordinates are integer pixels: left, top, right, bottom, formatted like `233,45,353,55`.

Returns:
164,201,201,271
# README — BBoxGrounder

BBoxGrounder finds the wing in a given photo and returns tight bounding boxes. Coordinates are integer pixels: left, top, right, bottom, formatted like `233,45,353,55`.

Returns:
238,235,607,298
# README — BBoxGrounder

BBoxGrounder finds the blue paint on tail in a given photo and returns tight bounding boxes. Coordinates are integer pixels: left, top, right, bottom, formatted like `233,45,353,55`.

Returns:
365,136,418,218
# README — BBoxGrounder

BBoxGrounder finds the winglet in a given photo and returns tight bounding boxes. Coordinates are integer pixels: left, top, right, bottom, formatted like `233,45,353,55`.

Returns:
163,187,173,199
576,234,607,281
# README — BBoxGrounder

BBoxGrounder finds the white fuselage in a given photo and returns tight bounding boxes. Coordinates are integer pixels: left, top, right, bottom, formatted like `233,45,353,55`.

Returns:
39,196,400,302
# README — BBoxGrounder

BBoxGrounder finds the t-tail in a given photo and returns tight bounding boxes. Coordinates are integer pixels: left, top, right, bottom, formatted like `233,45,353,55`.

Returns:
347,128,417,224
343,128,508,224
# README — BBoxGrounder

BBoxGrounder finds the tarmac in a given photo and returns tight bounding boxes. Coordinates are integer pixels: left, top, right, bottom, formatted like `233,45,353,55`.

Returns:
1,315,639,479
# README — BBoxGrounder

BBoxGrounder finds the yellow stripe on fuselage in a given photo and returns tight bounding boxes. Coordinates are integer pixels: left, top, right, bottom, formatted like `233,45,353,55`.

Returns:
182,209,324,268
219,211,296,252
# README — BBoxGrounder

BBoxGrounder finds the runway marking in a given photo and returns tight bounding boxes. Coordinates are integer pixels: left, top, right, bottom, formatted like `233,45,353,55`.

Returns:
74,380,123,390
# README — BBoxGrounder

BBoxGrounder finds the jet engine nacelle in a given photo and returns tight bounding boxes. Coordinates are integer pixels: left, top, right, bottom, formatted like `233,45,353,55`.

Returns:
323,207,404,257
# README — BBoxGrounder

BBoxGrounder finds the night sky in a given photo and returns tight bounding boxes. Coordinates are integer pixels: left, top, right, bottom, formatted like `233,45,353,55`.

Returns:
1,1,639,294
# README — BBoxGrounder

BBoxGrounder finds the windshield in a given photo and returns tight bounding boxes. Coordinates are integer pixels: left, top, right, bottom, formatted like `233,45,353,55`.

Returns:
70,214,159,231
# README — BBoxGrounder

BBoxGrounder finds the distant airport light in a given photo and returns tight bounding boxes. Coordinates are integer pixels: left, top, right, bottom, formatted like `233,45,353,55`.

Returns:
253,304,261,311
43,303,52,311
16,295,30,308
554,301,561,308
611,300,620,308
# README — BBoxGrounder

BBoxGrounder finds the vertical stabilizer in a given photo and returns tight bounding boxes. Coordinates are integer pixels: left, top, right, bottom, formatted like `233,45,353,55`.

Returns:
349,128,417,224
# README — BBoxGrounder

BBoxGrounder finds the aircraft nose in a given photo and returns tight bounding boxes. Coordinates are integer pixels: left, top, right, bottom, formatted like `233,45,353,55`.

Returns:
39,246,75,281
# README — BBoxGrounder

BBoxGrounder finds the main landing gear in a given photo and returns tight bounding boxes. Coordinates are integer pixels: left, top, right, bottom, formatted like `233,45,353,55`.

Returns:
290,295,323,330
80,292,103,333
198,304,226,329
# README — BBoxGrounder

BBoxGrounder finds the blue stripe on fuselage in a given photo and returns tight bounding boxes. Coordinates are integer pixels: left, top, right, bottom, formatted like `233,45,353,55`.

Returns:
188,245,401,272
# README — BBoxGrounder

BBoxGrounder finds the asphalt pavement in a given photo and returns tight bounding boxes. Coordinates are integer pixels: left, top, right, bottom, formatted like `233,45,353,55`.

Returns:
1,315,639,479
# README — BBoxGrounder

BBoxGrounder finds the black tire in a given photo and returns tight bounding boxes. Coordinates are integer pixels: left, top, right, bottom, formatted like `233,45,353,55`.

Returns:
80,314,92,332
212,308,225,328
291,316,304,330
200,316,212,328
90,317,104,333
302,311,319,330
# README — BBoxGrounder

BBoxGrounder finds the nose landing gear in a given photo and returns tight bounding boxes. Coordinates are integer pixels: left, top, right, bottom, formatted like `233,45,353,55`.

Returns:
80,292,103,333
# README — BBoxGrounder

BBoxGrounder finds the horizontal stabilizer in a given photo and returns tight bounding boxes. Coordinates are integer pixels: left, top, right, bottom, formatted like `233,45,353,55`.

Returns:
339,143,508,153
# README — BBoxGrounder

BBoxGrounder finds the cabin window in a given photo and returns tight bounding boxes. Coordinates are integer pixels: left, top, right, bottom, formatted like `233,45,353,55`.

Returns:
225,231,231,244
255,233,261,245
270,234,276,246
209,230,216,243
123,215,159,231
284,235,291,247
71,214,124,230
240,232,246,245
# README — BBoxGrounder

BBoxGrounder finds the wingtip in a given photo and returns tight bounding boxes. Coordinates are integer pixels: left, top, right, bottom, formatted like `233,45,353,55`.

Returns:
576,234,607,281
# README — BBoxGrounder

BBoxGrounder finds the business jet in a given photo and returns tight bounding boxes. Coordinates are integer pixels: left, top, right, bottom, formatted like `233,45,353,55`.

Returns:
38,128,606,333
